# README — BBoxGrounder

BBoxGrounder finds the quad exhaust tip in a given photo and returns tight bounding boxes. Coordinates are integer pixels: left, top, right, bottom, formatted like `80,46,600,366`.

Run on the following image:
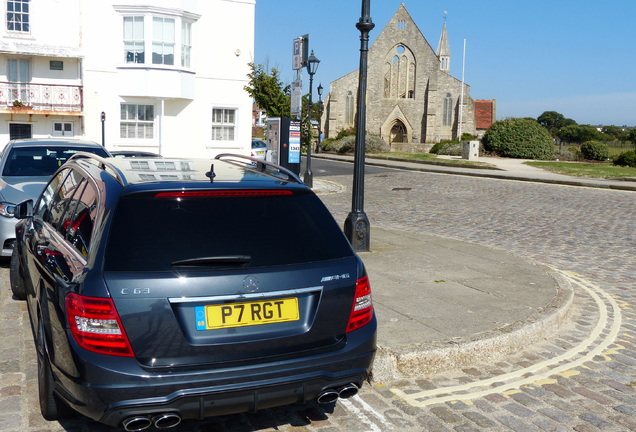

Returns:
122,416,152,432
338,383,359,399
122,413,181,431
153,413,182,429
317,383,359,404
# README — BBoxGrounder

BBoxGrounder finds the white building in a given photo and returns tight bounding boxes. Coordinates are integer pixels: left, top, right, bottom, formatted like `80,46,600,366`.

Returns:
0,0,255,158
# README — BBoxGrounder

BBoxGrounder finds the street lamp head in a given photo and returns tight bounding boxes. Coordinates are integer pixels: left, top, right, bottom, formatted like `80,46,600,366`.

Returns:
307,50,320,76
317,83,323,97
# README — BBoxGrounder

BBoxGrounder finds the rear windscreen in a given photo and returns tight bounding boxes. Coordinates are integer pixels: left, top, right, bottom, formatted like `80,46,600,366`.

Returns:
3,146,110,176
104,190,354,271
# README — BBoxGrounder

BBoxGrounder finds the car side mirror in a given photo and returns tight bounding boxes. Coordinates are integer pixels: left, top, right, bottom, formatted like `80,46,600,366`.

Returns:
14,199,34,219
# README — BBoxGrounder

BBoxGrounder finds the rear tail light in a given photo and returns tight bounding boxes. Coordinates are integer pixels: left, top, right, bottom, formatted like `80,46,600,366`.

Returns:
155,190,293,198
66,293,134,357
346,275,374,333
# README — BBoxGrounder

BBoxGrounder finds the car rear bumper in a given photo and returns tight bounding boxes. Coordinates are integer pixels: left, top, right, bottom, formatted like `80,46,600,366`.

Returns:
101,369,370,427
55,318,377,427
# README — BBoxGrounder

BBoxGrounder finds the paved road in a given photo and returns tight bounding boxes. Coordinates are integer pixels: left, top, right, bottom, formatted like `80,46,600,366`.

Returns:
2,160,635,431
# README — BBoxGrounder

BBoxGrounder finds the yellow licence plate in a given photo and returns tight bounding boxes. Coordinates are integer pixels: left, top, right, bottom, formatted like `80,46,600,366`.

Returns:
196,298,299,330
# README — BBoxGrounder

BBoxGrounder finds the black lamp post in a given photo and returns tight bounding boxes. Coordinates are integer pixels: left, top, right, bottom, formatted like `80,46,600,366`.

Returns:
304,50,320,188
101,112,106,146
317,83,323,152
344,0,374,252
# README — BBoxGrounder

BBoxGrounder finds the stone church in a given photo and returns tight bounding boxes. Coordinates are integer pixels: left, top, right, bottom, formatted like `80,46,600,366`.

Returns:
322,4,494,148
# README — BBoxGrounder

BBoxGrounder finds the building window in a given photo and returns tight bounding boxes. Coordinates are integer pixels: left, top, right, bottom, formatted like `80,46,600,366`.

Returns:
397,20,406,30
9,123,31,139
384,45,416,100
130,160,150,170
7,58,30,103
118,7,199,69
443,93,453,127
53,122,74,137
154,161,176,171
181,21,192,67
152,17,175,65
120,104,155,139
211,108,236,141
124,16,145,64
345,91,355,124
7,58,29,82
50,60,64,71
6,0,29,32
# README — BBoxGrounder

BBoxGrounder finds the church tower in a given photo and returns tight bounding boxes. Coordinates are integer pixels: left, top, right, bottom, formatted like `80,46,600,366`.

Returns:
436,18,450,73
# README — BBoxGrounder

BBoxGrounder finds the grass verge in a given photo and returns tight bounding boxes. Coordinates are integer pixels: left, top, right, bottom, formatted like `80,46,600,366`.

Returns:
526,161,636,179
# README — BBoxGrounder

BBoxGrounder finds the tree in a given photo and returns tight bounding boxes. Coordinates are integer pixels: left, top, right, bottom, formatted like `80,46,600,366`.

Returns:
537,111,577,137
557,125,603,144
482,118,554,160
537,111,566,136
601,126,627,141
244,63,290,118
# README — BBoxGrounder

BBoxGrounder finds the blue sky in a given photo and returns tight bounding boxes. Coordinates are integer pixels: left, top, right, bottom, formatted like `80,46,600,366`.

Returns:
254,1,635,127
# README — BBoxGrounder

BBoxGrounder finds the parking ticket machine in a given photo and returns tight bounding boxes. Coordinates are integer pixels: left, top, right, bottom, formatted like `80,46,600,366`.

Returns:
265,117,301,175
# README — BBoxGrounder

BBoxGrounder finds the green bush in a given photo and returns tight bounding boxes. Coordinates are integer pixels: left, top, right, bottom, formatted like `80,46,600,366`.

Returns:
435,141,463,156
430,140,457,154
482,118,554,159
580,141,609,161
335,128,356,140
319,137,336,151
613,150,636,168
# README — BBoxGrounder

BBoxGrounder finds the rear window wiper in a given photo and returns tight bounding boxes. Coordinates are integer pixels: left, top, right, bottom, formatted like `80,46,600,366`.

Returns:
171,255,251,267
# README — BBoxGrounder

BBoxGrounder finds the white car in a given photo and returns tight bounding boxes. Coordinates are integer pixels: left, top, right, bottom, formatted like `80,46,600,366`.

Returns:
0,138,111,257
251,139,267,160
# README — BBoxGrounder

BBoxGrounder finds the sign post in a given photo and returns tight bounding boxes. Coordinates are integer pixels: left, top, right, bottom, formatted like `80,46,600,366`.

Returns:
291,36,308,120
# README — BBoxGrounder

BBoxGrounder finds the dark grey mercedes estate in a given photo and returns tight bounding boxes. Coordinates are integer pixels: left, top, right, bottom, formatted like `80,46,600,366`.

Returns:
11,153,376,430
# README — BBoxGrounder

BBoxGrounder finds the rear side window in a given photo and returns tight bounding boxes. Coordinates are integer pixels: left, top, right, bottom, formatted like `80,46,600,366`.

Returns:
105,190,353,271
35,169,71,220
48,169,85,229
64,182,98,258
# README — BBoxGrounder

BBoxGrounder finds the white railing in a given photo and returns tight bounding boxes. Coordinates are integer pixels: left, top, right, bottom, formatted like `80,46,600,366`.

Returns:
0,82,82,112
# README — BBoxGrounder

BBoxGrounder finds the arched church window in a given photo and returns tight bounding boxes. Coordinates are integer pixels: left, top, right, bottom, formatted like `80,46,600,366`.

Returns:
408,62,415,98
345,91,355,124
384,63,391,98
385,44,416,100
399,56,407,98
443,93,453,127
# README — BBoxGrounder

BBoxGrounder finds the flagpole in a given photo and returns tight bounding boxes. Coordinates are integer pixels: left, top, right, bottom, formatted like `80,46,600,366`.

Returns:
458,38,466,139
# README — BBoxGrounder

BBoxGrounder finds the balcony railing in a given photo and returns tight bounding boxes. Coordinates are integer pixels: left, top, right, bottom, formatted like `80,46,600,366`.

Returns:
0,82,82,112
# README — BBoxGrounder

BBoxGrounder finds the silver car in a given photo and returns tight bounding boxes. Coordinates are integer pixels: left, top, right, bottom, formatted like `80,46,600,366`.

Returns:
0,138,111,257
251,139,267,160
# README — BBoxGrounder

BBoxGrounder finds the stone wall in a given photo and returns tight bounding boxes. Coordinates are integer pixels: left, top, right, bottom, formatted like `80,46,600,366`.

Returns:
390,142,434,153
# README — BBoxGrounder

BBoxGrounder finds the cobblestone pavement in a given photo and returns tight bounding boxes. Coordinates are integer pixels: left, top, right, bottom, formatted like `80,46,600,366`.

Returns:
1,167,635,431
